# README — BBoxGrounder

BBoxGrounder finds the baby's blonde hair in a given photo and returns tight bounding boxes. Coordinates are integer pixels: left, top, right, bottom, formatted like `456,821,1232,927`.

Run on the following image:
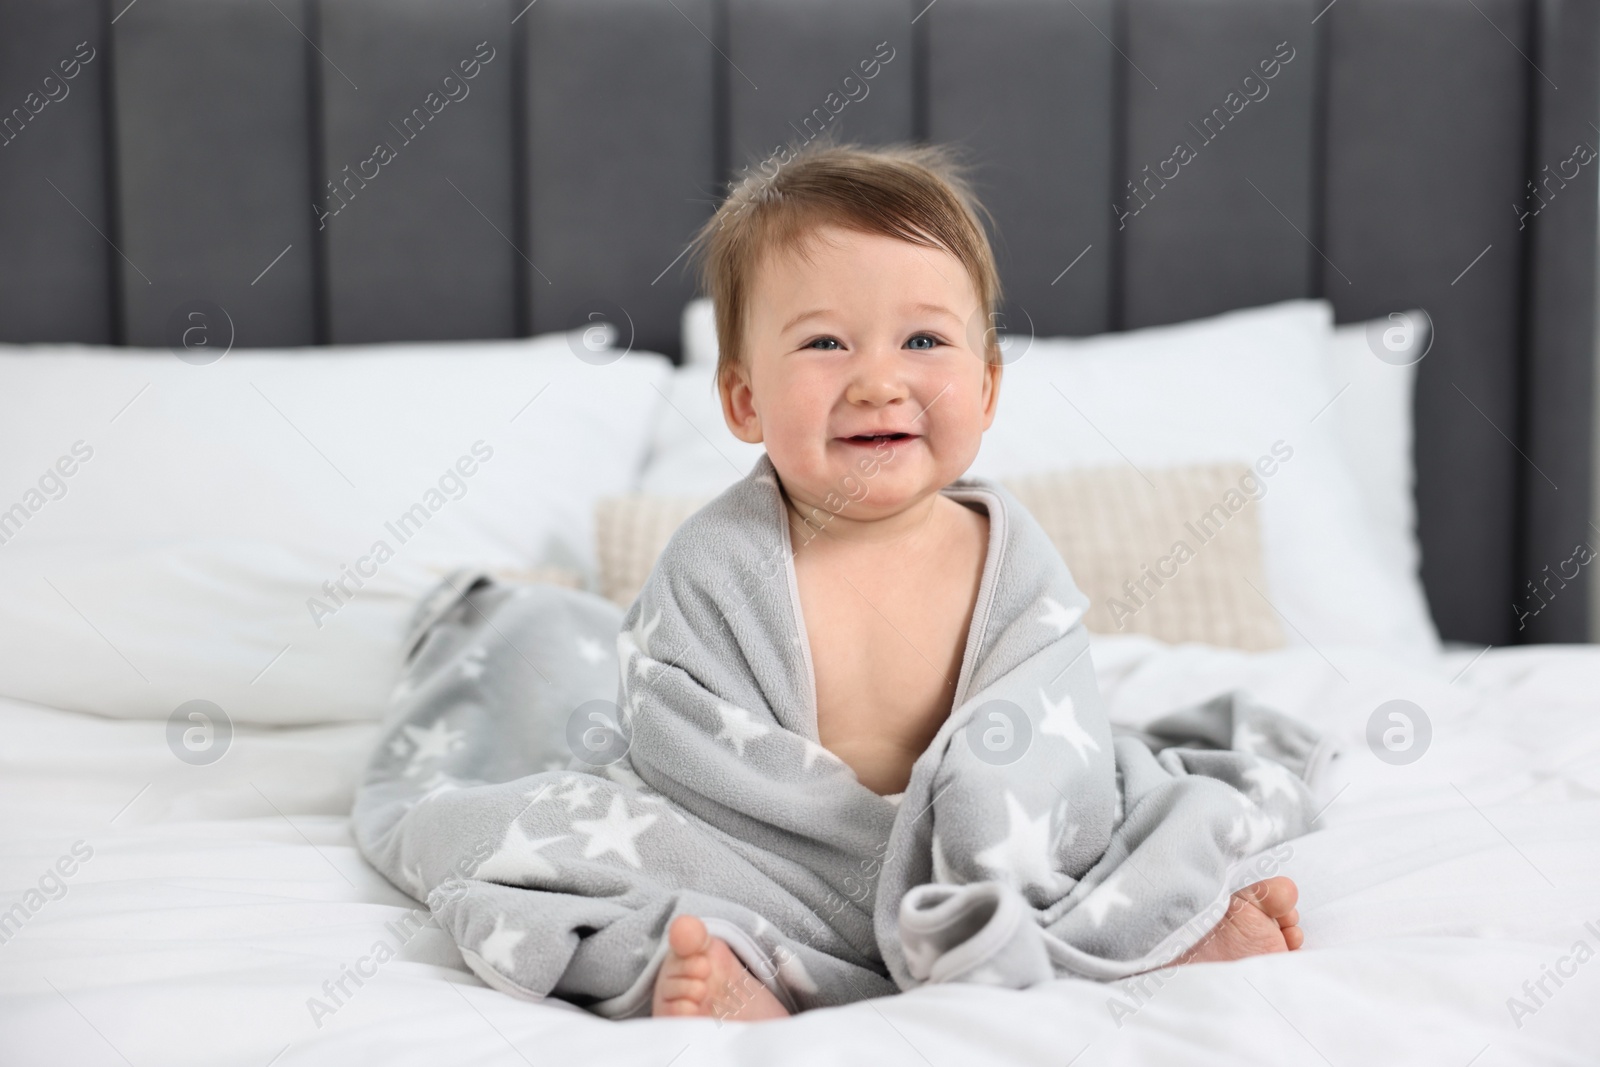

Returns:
687,139,1003,389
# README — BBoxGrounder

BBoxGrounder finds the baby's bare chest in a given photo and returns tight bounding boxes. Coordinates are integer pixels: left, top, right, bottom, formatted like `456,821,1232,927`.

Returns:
795,524,987,795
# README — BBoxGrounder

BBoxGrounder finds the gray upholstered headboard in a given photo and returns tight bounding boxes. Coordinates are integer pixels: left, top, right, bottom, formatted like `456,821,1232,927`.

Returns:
0,0,1595,647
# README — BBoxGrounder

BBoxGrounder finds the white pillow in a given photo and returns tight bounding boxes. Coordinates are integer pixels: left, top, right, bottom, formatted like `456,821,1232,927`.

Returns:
0,335,671,576
0,539,432,724
975,300,1439,655
1324,311,1428,590
682,297,719,366
656,298,1440,656
0,333,672,722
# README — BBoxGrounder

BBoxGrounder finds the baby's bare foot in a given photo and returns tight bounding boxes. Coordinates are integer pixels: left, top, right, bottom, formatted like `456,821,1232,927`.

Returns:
1176,877,1303,964
650,914,791,1020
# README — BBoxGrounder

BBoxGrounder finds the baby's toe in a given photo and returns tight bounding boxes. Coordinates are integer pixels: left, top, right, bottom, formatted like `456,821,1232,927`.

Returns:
668,914,712,958
661,946,712,981
657,975,709,1004
1283,924,1305,950
1277,907,1299,930
1240,877,1298,919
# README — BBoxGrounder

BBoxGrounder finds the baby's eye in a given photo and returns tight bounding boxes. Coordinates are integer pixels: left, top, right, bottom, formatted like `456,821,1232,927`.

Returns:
806,337,842,351
906,334,940,351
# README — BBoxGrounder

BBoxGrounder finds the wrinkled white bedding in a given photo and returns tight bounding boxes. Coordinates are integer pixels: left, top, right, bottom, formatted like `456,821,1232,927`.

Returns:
2,635,1597,1066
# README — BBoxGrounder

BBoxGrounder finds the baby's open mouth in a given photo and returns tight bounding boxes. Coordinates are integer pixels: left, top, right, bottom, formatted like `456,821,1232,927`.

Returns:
840,432,916,445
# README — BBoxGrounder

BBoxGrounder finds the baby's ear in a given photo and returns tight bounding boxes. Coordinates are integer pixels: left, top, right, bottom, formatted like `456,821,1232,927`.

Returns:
719,362,765,444
979,354,1003,431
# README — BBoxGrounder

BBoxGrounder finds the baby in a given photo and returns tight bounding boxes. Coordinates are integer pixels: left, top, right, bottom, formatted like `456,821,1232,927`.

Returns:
651,143,1302,1019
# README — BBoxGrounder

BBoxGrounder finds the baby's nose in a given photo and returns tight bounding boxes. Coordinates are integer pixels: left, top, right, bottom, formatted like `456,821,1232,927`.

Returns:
844,352,912,405
845,378,910,408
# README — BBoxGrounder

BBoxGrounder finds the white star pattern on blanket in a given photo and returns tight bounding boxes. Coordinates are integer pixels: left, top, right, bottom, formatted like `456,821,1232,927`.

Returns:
800,735,841,771
635,793,689,825
1226,810,1279,855
459,645,488,680
631,609,661,663
1243,757,1301,804
475,819,566,883
477,914,527,972
602,760,649,792
636,608,662,651
618,691,641,727
715,703,770,758
571,794,658,868
1038,596,1084,636
552,776,600,813
1235,721,1268,754
1079,871,1133,927
402,720,465,777
974,791,1063,892
1039,686,1100,763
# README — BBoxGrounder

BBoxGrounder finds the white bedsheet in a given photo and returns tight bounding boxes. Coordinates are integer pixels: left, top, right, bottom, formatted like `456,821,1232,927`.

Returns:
2,636,1597,1065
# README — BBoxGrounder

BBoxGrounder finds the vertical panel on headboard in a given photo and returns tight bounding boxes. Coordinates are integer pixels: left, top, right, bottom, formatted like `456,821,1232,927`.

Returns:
1118,0,1320,329
724,0,915,177
1519,0,1599,643
521,0,716,360
319,0,518,344
111,0,318,348
0,1,112,344
110,0,318,347
924,0,1116,339
1322,0,1531,646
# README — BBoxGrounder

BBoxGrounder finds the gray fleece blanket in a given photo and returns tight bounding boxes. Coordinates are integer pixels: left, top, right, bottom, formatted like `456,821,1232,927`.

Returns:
353,452,1331,1017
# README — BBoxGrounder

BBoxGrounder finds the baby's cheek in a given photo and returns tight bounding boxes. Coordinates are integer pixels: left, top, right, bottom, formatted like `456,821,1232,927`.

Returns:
926,383,989,468
762,380,831,448
762,406,815,454
759,414,835,492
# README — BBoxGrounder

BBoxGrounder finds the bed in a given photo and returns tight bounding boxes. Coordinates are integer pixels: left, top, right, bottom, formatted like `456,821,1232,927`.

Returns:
4,638,1598,1064
2,0,1598,1063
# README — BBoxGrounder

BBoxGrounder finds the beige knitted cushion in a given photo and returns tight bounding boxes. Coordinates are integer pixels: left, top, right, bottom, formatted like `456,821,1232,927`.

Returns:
1002,464,1284,651
595,494,716,609
594,462,1284,650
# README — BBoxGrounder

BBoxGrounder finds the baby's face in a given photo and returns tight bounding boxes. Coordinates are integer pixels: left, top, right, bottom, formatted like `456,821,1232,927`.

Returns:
720,224,1000,524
